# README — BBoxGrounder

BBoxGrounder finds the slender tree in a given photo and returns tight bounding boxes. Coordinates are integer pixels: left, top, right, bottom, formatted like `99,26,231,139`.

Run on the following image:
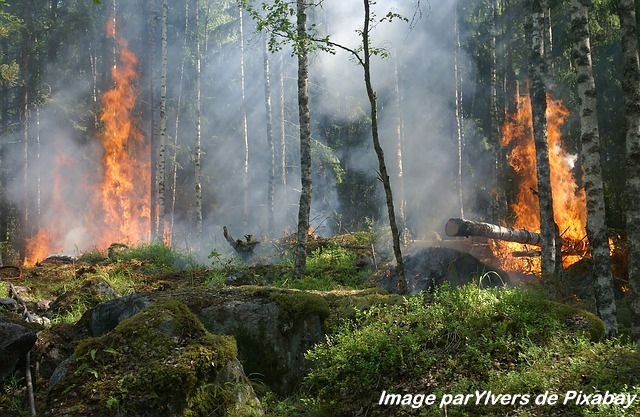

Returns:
361,0,406,293
239,5,250,227
157,0,168,242
195,0,203,239
292,0,312,280
263,33,275,236
392,49,406,239
527,0,560,283
454,0,465,219
170,0,190,244
570,0,618,338
616,0,640,343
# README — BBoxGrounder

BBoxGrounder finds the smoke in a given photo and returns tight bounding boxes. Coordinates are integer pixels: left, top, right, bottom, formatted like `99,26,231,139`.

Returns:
2,0,490,261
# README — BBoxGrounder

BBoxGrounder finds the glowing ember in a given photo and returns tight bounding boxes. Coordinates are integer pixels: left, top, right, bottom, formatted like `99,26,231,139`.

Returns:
492,93,587,273
23,20,150,265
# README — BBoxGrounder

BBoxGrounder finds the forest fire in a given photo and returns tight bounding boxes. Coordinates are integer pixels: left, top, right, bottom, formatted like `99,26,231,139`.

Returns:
90,20,150,249
23,21,149,265
491,93,587,273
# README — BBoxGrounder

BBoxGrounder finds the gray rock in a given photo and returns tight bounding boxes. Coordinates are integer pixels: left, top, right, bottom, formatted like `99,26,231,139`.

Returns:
86,293,152,336
0,321,37,380
189,288,327,395
0,298,18,311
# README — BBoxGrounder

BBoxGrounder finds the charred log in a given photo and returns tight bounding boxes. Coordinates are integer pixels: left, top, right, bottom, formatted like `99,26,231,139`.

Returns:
223,226,259,258
445,218,543,246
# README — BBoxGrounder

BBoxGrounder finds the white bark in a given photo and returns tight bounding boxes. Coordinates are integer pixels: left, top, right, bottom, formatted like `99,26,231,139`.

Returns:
571,0,618,337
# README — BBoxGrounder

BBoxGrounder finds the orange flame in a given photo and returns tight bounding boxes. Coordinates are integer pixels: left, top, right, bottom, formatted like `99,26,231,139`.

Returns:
91,20,150,248
23,20,149,265
491,93,587,273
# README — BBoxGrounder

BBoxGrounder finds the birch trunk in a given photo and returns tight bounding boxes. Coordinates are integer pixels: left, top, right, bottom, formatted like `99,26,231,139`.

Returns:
170,0,190,244
157,0,168,242
616,0,640,343
263,34,275,236
239,6,249,227
195,0,203,239
20,0,31,256
527,0,559,283
570,0,618,337
147,0,159,241
489,0,500,221
280,54,287,216
454,0,464,219
392,49,406,238
293,0,312,281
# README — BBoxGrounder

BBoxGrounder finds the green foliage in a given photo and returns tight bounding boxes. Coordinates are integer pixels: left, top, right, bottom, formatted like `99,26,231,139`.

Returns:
304,285,637,416
276,243,371,291
114,243,200,273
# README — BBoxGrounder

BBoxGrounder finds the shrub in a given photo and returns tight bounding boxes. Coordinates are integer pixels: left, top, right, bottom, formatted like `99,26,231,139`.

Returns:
305,285,640,416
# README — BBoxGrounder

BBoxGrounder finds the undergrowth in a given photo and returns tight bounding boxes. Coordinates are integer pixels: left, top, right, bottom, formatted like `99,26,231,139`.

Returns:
270,284,640,417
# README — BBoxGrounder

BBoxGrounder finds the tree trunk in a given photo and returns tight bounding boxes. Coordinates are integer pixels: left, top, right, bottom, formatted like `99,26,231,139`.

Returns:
570,0,618,338
146,0,159,241
454,0,464,219
170,0,190,245
280,53,287,218
362,0,406,294
489,0,500,222
157,0,168,243
446,218,543,245
263,34,275,236
239,6,250,227
19,0,31,258
195,0,203,239
293,0,312,281
392,49,406,239
527,0,559,283
542,0,554,75
616,0,640,343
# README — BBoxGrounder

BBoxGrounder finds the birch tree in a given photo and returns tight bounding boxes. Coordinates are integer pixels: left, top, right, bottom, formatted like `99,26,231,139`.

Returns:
239,6,250,226
615,0,640,343
292,0,312,280
570,0,618,338
157,0,168,242
527,0,560,283
263,33,276,236
195,0,203,239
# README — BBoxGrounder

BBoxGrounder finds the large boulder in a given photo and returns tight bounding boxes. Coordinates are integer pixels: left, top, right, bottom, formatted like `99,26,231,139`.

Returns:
167,287,329,396
46,298,263,417
0,320,38,380
373,246,511,294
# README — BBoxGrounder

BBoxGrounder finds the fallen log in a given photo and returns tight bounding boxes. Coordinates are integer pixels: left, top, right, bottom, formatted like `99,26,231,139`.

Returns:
445,218,543,246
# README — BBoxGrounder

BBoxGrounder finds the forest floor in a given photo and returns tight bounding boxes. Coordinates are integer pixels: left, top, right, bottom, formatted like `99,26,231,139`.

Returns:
1,236,639,416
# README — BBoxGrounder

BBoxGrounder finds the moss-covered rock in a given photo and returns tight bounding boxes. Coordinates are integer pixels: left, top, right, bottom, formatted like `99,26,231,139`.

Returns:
167,286,328,396
45,298,263,417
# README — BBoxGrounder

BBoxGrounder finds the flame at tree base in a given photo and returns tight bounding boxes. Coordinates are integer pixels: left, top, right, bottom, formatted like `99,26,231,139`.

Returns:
491,93,587,274
23,21,150,266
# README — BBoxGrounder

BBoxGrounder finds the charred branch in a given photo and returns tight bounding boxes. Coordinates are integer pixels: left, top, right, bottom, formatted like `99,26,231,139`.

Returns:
223,226,260,258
